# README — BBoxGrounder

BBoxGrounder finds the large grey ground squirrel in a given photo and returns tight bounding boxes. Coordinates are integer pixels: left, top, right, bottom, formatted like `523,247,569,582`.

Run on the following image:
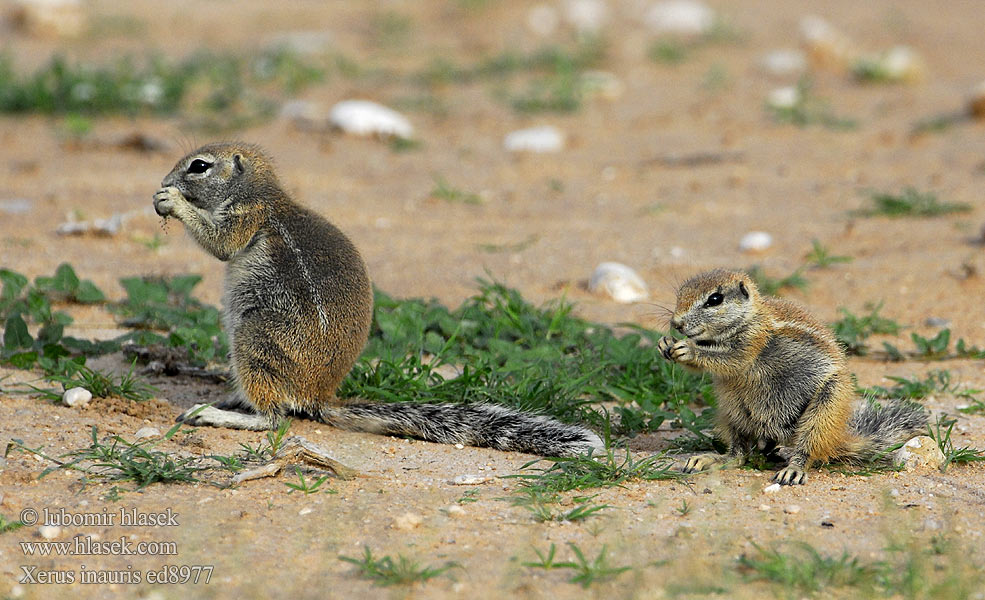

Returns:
657,269,928,485
152,142,602,457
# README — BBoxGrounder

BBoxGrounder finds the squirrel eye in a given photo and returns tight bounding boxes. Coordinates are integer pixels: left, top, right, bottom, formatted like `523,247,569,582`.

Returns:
188,159,212,174
703,292,724,307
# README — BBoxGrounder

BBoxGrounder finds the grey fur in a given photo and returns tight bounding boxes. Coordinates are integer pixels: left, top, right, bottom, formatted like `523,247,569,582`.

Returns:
847,399,929,462
159,142,602,458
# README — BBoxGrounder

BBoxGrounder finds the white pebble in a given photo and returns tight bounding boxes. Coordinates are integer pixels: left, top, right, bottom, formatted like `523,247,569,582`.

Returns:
739,231,773,252
445,505,466,517
759,504,771,511
760,50,807,78
263,30,334,56
799,15,854,66
38,525,61,539
394,512,423,530
526,4,559,37
0,199,33,215
588,262,649,304
893,436,946,471
645,1,715,36
298,507,313,516
763,483,781,494
329,100,414,139
451,474,488,485
766,87,801,110
134,427,161,440
503,125,565,153
563,0,608,33
62,387,92,407
784,504,801,514
880,46,923,81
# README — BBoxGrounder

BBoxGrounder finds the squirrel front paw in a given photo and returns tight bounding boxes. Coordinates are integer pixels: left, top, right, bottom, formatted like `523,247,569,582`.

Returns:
657,336,694,363
153,186,185,217
772,465,808,486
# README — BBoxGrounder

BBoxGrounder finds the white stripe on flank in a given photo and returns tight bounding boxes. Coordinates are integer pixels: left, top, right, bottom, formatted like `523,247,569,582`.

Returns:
270,216,330,331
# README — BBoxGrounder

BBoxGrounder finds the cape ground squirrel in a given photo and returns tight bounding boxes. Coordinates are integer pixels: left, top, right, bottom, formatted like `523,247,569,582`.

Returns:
152,142,601,457
657,269,927,485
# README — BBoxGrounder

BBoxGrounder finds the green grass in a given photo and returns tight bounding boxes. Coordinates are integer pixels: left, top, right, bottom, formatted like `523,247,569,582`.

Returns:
766,78,857,130
746,265,808,296
858,369,959,401
284,466,333,494
856,187,971,218
338,547,458,586
430,176,482,205
804,239,852,269
928,414,985,471
505,443,683,494
512,489,610,522
523,543,630,588
831,302,901,356
6,423,206,489
738,541,882,594
0,514,25,534
0,48,326,130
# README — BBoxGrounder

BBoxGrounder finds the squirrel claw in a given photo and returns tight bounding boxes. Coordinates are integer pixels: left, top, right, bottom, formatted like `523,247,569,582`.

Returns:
657,336,693,363
772,466,808,486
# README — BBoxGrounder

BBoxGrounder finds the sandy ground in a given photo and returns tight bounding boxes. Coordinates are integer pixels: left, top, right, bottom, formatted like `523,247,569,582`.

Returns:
1,1,985,598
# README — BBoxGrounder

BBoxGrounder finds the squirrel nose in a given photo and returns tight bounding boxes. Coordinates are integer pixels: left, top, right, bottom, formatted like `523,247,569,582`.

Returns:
670,316,683,331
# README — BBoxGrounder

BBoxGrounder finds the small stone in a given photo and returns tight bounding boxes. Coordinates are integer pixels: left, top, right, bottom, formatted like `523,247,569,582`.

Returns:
890,488,900,497
563,0,608,33
854,46,924,83
445,505,466,517
503,125,565,153
62,387,92,407
588,262,649,304
784,504,801,514
924,317,950,328
0,199,33,215
454,444,465,450
263,30,334,55
760,50,807,78
763,483,781,494
526,4,558,37
394,512,423,530
38,525,61,539
893,436,946,471
134,427,161,440
799,15,854,67
969,81,985,119
298,507,313,516
759,504,771,511
451,474,488,485
766,87,801,110
645,0,715,36
739,231,773,252
329,100,414,140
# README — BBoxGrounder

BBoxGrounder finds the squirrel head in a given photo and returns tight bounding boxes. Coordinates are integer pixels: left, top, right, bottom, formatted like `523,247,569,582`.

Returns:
161,142,281,212
670,269,760,341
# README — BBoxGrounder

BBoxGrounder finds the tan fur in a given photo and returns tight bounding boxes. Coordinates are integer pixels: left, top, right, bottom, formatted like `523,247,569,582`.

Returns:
658,269,860,485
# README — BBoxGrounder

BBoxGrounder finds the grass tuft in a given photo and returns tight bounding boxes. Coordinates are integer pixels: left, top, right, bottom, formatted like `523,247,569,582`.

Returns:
338,547,458,586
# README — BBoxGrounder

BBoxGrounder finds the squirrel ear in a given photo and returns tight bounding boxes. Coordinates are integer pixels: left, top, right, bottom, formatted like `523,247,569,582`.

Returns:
233,154,246,176
739,281,749,299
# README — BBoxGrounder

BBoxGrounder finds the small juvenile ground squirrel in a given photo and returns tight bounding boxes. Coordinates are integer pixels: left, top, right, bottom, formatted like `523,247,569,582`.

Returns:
153,142,601,457
657,269,927,485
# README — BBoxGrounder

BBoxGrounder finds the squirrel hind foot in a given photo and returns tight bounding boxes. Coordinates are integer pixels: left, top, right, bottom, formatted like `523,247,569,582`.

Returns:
177,404,276,431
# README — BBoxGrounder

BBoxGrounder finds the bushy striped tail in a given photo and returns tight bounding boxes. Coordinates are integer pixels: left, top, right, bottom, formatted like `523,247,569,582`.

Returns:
842,399,929,463
320,403,603,458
